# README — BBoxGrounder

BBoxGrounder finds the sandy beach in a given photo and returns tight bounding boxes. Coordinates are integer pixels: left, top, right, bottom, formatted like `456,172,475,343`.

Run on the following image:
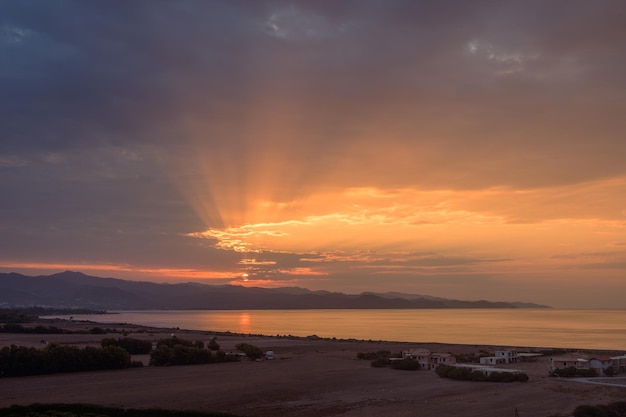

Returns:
1,319,624,417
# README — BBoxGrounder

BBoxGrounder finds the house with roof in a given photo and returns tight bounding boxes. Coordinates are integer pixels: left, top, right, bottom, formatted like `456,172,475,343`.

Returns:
589,357,615,375
550,357,589,372
402,348,456,370
611,355,626,372
480,350,520,365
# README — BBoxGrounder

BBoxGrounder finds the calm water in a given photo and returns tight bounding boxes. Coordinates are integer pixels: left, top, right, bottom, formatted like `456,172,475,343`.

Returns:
54,309,626,350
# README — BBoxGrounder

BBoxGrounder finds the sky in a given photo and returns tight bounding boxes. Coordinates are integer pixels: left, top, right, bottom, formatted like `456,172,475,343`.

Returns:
1,0,625,308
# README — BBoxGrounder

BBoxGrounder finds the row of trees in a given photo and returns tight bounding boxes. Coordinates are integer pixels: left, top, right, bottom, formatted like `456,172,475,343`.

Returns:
0,323,66,334
0,344,137,377
436,364,529,382
149,337,239,366
1,334,263,376
102,337,152,354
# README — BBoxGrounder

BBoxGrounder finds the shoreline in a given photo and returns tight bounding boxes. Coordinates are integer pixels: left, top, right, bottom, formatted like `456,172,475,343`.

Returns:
38,316,625,355
41,308,626,352
2,318,625,417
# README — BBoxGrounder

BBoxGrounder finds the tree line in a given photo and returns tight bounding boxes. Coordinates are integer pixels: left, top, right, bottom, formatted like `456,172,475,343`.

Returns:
436,364,529,382
0,334,267,377
0,344,137,377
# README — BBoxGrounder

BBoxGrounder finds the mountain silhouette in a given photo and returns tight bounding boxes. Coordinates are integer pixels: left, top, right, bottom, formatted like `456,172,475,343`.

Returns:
0,271,550,310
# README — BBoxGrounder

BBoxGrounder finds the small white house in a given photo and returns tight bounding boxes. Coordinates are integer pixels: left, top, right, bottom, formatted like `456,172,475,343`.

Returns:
495,350,519,363
611,355,626,372
550,357,589,371
589,357,614,375
480,350,519,365
480,356,507,366
402,349,456,370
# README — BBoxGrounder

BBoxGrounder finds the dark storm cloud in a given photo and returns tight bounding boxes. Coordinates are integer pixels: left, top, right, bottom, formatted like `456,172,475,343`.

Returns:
1,0,625,291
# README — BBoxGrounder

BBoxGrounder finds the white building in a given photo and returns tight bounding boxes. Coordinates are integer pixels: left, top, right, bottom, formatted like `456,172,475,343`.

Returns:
550,357,589,371
402,349,456,370
480,350,519,365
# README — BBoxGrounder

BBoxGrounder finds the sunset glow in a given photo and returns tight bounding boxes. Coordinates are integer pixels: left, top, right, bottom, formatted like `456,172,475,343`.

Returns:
1,1,625,308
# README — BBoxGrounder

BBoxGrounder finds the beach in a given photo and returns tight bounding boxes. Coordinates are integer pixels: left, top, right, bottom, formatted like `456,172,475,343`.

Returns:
1,319,624,417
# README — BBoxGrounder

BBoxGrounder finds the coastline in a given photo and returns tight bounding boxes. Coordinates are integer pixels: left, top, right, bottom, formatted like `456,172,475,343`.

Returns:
1,318,625,417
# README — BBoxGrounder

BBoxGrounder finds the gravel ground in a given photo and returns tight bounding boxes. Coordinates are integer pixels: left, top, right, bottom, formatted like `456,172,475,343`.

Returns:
1,319,624,417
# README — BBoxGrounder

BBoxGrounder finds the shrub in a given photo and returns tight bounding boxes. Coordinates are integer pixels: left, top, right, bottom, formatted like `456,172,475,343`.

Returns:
370,357,391,367
551,367,597,378
573,401,626,417
390,358,419,371
436,364,528,382
101,337,153,354
149,345,212,366
208,337,220,351
357,350,392,361
236,343,264,360
156,337,195,349
90,327,107,335
0,344,132,377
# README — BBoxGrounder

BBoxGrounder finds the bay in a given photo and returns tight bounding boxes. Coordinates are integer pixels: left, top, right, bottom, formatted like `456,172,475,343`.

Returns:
54,309,626,351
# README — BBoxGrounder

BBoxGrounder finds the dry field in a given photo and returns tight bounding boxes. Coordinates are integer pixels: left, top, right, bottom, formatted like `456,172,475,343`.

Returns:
1,319,624,417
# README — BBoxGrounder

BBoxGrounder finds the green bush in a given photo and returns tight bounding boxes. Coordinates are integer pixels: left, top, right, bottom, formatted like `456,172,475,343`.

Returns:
551,366,597,378
149,345,211,366
370,357,391,367
390,358,419,371
156,337,195,349
236,343,264,360
0,344,133,377
101,337,152,354
357,350,392,361
573,401,626,417
436,364,528,382
208,337,220,351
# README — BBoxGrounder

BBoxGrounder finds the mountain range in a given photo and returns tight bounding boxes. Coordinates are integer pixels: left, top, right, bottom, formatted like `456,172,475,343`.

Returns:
0,271,550,310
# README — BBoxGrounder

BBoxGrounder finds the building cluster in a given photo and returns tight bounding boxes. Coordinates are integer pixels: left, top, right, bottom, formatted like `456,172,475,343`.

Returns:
401,347,626,378
550,354,626,376
401,348,456,370
479,350,542,365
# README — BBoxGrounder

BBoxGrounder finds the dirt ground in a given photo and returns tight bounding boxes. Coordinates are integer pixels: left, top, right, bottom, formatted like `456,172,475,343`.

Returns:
1,319,624,417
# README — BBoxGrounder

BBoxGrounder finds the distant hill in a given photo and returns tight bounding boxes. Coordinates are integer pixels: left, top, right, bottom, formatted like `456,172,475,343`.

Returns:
0,271,550,310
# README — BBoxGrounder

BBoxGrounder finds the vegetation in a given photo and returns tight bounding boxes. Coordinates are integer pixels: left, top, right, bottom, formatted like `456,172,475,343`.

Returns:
357,350,393,361
536,348,570,356
102,337,153,354
357,351,417,370
0,344,135,377
550,366,597,378
156,336,203,349
369,358,390,367
390,357,420,371
0,403,242,417
150,337,238,366
236,343,264,360
436,364,529,382
572,401,626,417
208,337,220,351
454,350,492,363
0,323,66,334
0,307,105,323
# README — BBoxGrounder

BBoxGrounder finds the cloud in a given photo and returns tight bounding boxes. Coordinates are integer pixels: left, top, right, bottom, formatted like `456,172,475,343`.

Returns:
1,1,625,307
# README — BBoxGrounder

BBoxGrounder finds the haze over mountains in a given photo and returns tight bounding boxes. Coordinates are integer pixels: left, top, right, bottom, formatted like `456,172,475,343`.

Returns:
0,271,549,310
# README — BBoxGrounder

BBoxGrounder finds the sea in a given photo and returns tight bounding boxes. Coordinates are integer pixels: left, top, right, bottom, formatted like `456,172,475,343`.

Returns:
50,309,626,351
